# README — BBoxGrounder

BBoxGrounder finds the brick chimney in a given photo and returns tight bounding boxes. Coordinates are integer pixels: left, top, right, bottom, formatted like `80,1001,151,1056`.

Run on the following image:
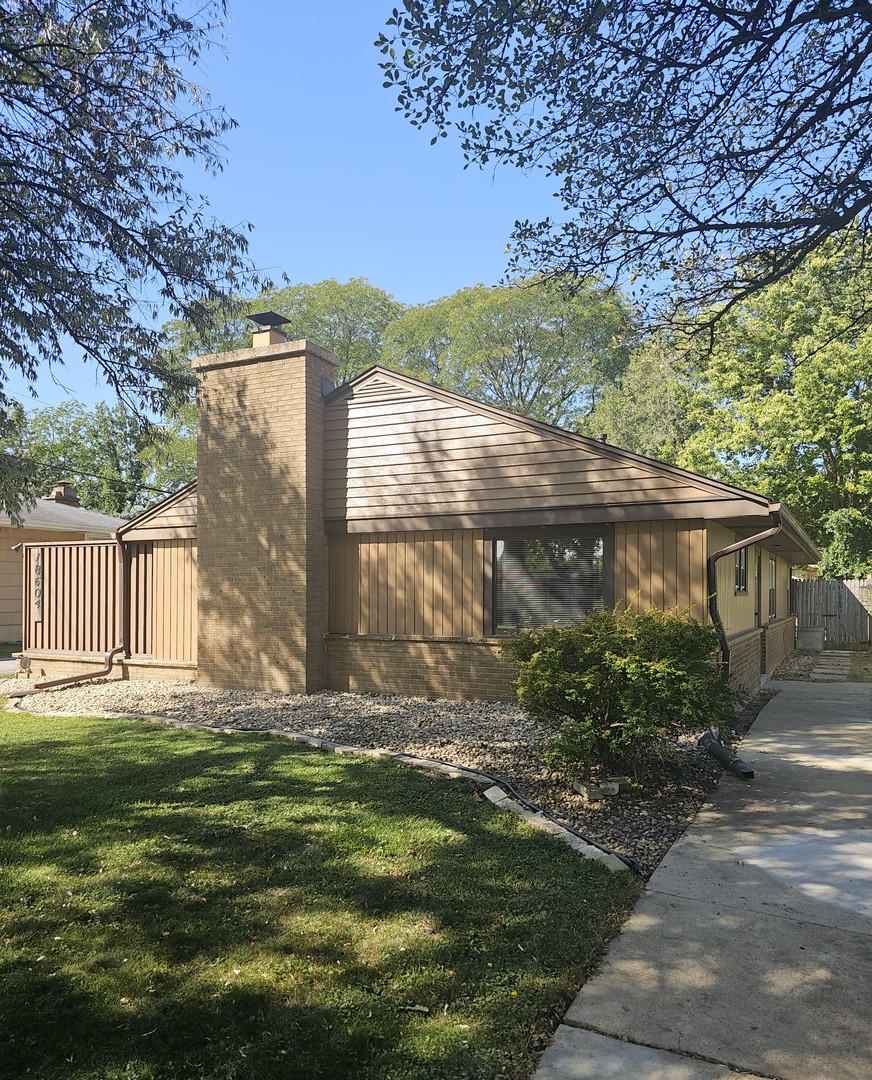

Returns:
192,337,339,692
46,482,80,506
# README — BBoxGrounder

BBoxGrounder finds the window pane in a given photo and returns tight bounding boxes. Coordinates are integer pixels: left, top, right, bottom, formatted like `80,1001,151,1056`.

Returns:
769,558,777,618
735,548,747,593
495,536,604,629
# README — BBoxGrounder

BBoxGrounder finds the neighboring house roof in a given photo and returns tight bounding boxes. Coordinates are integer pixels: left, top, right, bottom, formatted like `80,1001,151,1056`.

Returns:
0,497,124,535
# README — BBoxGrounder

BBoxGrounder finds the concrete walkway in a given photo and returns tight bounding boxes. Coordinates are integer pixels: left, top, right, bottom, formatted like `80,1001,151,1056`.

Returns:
537,675,872,1080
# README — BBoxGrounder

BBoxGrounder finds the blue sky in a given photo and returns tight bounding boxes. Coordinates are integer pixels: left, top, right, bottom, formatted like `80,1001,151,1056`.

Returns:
10,1,557,410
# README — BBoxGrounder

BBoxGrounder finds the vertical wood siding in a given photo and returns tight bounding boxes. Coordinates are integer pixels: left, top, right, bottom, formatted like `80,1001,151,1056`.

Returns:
707,524,757,635
23,540,197,661
329,531,487,636
706,525,793,635
0,527,87,641
24,542,119,654
613,521,707,617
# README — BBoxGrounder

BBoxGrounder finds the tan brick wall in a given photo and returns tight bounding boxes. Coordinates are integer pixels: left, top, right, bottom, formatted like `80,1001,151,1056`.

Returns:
763,616,796,676
194,340,338,693
14,655,196,684
325,635,517,702
728,629,763,695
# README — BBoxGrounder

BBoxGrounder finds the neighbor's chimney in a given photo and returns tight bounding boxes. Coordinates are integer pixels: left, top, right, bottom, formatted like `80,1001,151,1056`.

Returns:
192,325,339,694
48,482,80,506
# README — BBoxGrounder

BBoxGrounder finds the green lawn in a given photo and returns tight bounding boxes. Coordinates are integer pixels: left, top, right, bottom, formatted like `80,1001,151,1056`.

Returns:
0,712,639,1080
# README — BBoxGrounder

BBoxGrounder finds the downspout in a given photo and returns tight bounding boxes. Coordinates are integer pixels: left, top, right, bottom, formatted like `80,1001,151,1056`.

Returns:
8,536,130,699
707,510,782,678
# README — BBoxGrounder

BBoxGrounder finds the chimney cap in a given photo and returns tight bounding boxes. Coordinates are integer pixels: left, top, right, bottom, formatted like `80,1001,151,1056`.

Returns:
247,310,291,329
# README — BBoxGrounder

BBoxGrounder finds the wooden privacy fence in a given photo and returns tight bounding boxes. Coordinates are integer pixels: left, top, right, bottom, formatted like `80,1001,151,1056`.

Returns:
792,578,872,645
23,539,197,662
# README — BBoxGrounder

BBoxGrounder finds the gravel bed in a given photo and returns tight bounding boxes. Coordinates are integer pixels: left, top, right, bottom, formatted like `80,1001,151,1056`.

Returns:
770,650,818,681
3,678,732,878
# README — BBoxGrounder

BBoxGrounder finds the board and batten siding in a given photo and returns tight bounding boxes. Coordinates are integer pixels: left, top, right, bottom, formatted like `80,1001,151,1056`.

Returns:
24,541,119,654
128,539,198,662
23,538,196,663
706,524,793,635
330,521,712,638
330,531,487,637
325,376,738,529
0,527,87,641
613,521,708,617
708,524,757,636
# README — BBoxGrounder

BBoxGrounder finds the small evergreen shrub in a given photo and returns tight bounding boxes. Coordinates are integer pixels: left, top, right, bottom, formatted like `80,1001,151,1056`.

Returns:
503,608,735,779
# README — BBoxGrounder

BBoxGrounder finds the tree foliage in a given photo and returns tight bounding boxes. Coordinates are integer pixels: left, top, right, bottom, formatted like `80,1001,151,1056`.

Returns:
379,2,872,319
383,278,633,429
161,279,406,385
262,279,405,383
0,0,262,508
677,235,872,554
20,401,191,517
817,509,872,579
0,404,42,523
587,339,692,462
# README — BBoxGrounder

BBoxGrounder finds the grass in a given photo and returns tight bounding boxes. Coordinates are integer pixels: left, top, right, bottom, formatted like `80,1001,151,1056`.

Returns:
0,711,640,1080
850,649,872,681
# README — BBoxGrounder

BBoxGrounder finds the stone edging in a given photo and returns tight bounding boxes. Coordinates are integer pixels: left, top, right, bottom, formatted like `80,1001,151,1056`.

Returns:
7,699,630,873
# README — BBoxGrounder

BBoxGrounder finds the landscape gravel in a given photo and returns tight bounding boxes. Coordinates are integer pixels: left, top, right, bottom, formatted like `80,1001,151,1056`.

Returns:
2,676,736,877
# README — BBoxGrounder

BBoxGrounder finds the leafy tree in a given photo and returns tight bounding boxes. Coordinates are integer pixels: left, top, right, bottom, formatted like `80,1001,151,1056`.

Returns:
0,403,42,523
383,278,633,429
815,510,872,580
20,402,185,517
587,338,693,461
161,280,405,385
379,3,872,319
0,0,262,511
261,279,406,382
677,236,872,552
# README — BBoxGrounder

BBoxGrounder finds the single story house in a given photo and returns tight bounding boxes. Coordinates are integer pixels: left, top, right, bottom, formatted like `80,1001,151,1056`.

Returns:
15,331,818,698
1,484,122,642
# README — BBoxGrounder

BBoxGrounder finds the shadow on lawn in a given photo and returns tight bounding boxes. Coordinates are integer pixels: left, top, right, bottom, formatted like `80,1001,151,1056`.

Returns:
0,718,633,1080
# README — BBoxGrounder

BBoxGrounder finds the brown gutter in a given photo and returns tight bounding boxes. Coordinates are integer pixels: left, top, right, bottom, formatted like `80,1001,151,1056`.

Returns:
707,510,782,678
8,537,130,700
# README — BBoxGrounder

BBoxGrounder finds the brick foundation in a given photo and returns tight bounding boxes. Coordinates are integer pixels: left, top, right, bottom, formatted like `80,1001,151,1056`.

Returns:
325,635,517,702
763,617,796,675
727,616,797,693
15,653,197,684
727,629,763,694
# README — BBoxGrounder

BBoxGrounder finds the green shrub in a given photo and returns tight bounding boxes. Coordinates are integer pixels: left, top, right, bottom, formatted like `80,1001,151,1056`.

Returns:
503,608,735,780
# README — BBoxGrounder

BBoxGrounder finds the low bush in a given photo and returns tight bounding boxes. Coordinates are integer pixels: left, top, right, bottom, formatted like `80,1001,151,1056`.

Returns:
503,608,735,779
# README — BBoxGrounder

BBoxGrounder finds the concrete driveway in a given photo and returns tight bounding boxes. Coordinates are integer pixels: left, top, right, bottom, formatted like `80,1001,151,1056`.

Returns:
537,676,872,1080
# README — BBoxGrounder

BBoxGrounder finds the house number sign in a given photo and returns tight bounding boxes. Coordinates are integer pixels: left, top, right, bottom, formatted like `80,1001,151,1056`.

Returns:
33,548,42,623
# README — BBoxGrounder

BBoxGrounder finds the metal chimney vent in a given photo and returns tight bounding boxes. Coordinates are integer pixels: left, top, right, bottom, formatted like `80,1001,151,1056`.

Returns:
247,311,291,329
